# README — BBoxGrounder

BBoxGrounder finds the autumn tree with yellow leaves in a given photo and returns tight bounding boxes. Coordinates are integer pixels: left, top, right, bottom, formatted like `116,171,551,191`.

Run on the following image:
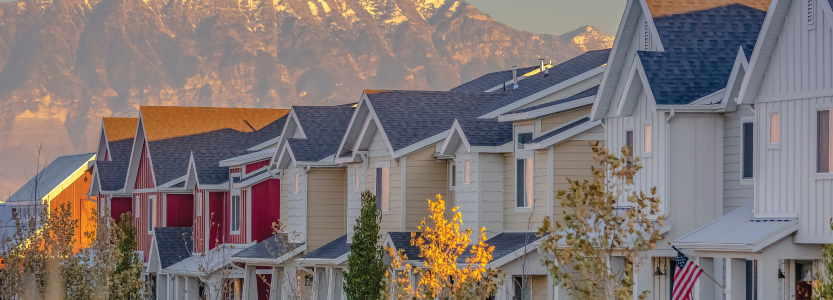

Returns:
385,195,503,300
538,142,664,300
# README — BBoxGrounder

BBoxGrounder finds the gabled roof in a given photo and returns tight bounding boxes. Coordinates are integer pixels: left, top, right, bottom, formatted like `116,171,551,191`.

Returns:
140,106,289,142
384,232,541,267
675,204,798,251
285,106,354,162
523,115,602,150
645,0,770,17
96,138,133,192
153,227,194,269
102,117,138,143
437,118,514,156
5,153,95,203
136,107,289,187
638,4,766,105
231,233,306,265
451,66,539,92
166,244,245,276
302,234,350,260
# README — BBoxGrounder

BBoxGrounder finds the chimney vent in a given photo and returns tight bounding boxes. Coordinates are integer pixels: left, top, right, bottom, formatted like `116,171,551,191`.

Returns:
512,66,518,89
539,59,545,72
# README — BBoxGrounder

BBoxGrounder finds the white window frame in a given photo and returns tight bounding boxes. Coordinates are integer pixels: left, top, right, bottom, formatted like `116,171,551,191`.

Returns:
230,190,241,234
767,112,781,149
448,162,456,190
147,195,156,234
196,192,203,217
135,196,140,218
515,125,535,151
814,105,833,179
464,160,471,184
740,117,755,184
378,167,390,212
642,123,653,155
515,157,534,211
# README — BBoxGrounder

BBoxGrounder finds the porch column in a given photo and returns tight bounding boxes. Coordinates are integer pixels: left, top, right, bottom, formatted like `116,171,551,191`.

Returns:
157,274,168,300
185,277,199,300
726,258,746,300
496,275,510,300
696,257,714,300
282,261,298,300
242,265,258,300
271,267,282,300
757,258,779,300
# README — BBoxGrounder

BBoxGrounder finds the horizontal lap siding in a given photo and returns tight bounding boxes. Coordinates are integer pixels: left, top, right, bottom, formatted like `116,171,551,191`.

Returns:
307,169,347,251
723,105,755,214
479,153,504,238
551,140,601,220
405,145,446,231
540,106,593,133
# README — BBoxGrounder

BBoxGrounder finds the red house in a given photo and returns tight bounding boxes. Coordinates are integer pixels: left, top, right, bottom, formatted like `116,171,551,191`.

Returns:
89,117,138,225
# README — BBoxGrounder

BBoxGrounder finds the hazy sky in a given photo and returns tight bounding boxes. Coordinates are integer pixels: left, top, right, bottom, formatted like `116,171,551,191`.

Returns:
465,0,626,36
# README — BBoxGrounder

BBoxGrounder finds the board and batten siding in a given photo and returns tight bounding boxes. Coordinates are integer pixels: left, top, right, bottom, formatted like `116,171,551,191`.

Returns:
605,11,662,120
752,0,833,242
723,104,755,214
404,145,447,231
453,147,503,240
306,169,347,252
281,167,306,243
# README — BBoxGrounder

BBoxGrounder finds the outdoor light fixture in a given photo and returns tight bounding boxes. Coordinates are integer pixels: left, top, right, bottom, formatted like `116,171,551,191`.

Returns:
653,261,666,277
803,270,817,282
778,263,785,279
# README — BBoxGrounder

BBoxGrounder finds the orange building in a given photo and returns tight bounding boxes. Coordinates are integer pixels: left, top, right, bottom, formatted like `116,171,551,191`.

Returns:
4,152,98,252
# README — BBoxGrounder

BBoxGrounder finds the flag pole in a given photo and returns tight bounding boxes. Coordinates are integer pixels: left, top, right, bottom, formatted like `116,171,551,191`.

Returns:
669,242,725,290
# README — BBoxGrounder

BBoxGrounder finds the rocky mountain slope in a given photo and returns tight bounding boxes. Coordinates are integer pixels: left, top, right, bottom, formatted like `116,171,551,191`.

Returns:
0,0,612,195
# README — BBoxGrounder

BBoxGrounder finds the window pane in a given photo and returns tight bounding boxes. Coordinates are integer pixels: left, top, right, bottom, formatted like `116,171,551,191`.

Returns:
770,114,780,143
644,125,652,152
819,110,830,173
376,168,383,210
148,198,153,232
525,158,534,205
626,130,634,157
381,167,390,211
465,161,470,184
742,122,754,178
517,132,533,146
354,168,359,189
516,159,525,207
450,164,456,187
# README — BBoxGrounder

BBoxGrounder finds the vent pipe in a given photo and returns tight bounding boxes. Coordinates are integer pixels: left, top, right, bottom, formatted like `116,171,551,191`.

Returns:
539,59,545,72
546,60,551,75
512,66,518,89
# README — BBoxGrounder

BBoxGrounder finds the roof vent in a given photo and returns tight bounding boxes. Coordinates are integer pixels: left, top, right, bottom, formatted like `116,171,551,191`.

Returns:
539,59,545,72
546,59,551,76
512,66,518,89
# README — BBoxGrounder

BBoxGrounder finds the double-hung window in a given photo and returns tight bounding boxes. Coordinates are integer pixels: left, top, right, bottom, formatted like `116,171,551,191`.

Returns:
294,173,299,193
643,125,652,153
196,193,203,217
818,110,833,173
376,167,389,211
230,192,241,234
769,113,780,144
449,163,456,188
742,121,754,179
464,160,471,184
354,168,360,189
516,158,534,208
135,196,141,218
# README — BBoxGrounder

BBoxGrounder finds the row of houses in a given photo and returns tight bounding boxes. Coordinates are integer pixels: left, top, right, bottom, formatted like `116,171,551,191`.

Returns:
4,0,833,299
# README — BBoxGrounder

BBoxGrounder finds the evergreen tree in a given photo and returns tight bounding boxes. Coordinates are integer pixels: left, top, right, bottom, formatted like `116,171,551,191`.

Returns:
814,220,833,300
343,191,386,300
110,213,145,300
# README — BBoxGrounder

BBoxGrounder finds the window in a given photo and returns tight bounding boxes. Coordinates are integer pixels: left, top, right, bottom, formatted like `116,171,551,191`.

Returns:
625,130,634,168
517,132,533,149
354,168,359,189
231,193,241,233
196,193,203,217
294,173,299,193
135,196,140,218
769,113,780,144
516,158,534,208
742,122,754,179
148,195,156,234
376,167,389,211
513,276,532,300
449,164,456,188
464,160,471,184
643,125,652,152
818,110,832,173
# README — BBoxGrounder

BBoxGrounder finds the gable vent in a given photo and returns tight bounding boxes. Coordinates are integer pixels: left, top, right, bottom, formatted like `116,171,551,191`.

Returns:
807,0,816,28
643,21,651,50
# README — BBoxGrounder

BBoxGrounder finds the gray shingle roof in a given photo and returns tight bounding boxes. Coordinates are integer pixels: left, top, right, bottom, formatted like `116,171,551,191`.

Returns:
473,49,610,116
639,4,765,105
5,153,95,203
527,116,591,144
509,85,599,114
451,66,539,92
287,106,354,162
232,233,305,260
675,204,797,248
97,138,133,191
456,118,513,147
154,227,193,268
148,115,287,185
387,232,540,263
366,91,507,152
302,235,350,259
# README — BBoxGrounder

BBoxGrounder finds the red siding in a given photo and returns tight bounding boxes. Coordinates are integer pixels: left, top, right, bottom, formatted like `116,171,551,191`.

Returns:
257,274,272,300
225,189,247,244
251,179,280,243
208,191,227,250
245,160,269,174
134,191,163,262
134,142,155,189
165,194,194,227
111,197,132,225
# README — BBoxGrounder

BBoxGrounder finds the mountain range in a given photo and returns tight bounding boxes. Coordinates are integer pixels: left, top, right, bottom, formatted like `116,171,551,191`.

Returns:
0,0,613,196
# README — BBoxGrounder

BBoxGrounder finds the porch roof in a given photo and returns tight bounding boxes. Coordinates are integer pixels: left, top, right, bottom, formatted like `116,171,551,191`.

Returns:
675,204,798,252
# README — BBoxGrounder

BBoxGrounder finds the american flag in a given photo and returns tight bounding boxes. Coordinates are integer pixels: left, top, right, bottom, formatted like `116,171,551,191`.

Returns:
672,249,703,300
